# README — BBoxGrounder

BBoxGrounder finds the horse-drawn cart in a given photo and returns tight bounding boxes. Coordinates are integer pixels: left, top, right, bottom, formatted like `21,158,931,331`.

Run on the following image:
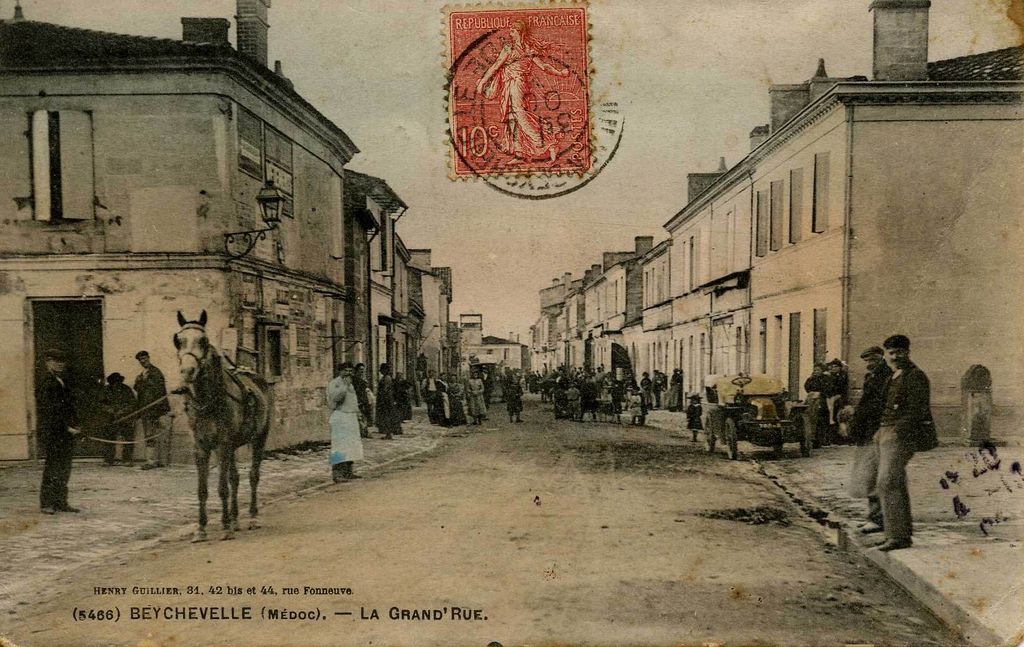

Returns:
703,374,812,460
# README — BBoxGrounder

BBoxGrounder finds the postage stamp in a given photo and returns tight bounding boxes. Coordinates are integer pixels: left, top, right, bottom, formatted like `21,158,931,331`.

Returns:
445,3,592,179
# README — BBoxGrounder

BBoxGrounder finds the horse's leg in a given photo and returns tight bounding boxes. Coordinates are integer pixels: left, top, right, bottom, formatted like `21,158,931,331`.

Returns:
218,447,234,540
229,449,240,533
192,447,209,543
248,422,267,530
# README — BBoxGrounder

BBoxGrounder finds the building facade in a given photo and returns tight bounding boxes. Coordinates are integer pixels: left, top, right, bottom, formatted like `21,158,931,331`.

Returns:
529,0,1024,441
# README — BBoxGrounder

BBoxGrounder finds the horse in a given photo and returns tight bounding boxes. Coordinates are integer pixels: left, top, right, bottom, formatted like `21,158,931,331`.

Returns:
173,310,272,542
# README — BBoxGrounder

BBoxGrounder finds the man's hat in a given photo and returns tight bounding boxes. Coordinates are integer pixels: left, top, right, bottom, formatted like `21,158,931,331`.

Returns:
107,372,125,384
135,350,150,360
44,348,67,361
883,334,911,350
859,346,884,359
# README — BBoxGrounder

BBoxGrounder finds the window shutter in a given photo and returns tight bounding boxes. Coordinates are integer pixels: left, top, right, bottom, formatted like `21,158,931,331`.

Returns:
58,111,95,220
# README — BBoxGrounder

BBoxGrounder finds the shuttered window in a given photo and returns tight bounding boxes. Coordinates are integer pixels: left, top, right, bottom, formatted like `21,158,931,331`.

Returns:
770,180,784,251
755,189,769,257
31,110,94,221
812,152,830,233
789,168,803,243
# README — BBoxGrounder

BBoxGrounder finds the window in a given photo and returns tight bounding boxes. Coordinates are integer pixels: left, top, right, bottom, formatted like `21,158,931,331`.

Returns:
813,308,828,365
688,335,695,392
788,313,802,398
735,326,744,374
688,236,696,290
261,326,283,379
773,315,783,376
699,333,706,388
789,168,803,243
755,189,769,257
30,110,94,221
812,152,830,233
770,180,783,251
758,318,767,373
264,125,294,218
379,217,389,271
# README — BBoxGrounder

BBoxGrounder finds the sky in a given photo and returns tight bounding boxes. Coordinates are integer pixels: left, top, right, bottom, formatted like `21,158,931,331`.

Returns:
23,0,1021,342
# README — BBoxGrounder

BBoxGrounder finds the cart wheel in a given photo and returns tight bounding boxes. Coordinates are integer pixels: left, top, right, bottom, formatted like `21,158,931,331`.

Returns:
725,418,739,461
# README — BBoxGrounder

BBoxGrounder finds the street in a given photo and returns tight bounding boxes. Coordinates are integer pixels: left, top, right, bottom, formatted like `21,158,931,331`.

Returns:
5,398,960,647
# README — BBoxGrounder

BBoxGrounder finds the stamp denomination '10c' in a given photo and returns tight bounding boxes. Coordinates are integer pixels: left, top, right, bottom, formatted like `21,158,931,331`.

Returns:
446,4,591,178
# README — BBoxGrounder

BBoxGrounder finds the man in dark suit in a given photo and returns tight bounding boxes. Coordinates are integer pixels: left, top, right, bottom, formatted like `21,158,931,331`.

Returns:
37,349,82,514
873,334,933,551
134,350,171,469
844,346,892,535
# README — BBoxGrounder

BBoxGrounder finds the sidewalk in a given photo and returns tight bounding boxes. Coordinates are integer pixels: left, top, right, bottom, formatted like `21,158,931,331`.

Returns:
0,409,450,618
646,408,1024,646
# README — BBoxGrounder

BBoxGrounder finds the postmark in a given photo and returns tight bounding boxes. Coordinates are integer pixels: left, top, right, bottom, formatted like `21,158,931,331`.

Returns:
445,3,594,182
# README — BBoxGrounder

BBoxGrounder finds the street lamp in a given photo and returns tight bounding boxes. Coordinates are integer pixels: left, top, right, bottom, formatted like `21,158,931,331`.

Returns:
223,180,286,259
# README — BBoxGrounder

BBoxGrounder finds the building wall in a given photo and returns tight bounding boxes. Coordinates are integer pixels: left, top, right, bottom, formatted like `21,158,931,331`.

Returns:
749,108,848,396
0,70,351,460
848,101,1024,439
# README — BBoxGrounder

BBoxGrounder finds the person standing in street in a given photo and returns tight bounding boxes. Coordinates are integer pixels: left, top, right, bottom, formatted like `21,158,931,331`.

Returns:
652,370,666,410
133,350,171,469
328,363,363,482
376,363,403,439
395,373,413,422
37,349,82,514
422,370,443,425
686,394,704,442
352,363,372,438
505,371,524,423
873,334,936,552
668,368,684,411
100,372,137,466
466,369,487,425
843,346,892,536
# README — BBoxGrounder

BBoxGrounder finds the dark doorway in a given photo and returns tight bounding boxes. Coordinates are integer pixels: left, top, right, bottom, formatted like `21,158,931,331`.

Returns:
32,299,105,458
610,342,633,381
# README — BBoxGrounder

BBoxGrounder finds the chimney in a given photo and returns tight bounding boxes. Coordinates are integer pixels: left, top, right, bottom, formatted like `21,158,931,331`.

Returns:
12,0,24,21
749,124,770,150
591,263,602,278
236,0,271,67
769,83,811,132
551,278,560,287
809,58,839,101
870,0,931,81
584,268,593,285
634,236,654,257
717,157,727,172
181,18,231,45
562,272,572,287
687,171,723,203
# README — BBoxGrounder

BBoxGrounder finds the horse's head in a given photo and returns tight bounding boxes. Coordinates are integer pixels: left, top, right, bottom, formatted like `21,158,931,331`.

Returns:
173,310,210,389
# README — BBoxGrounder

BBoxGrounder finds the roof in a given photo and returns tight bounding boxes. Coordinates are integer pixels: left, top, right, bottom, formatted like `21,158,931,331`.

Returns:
482,335,522,347
0,19,358,159
928,46,1024,82
344,170,408,213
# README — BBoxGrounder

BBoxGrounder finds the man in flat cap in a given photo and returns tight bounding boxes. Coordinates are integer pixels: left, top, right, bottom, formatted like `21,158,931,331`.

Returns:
872,334,936,551
134,351,171,469
37,349,82,514
843,346,892,535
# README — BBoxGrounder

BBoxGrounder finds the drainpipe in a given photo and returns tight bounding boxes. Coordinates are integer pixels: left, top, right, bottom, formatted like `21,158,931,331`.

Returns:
842,105,855,368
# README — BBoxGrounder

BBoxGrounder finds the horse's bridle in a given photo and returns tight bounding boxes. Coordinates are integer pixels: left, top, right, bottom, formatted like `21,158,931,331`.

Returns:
176,323,209,369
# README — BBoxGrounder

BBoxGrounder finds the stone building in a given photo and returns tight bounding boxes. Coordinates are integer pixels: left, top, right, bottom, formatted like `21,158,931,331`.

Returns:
664,0,1023,438
0,3,364,460
408,250,454,377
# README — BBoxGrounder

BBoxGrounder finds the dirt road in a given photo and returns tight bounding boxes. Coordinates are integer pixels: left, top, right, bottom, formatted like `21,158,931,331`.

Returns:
4,399,960,646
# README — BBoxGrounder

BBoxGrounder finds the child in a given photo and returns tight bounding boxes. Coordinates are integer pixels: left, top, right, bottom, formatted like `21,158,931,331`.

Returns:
566,383,582,422
686,394,703,442
628,388,645,426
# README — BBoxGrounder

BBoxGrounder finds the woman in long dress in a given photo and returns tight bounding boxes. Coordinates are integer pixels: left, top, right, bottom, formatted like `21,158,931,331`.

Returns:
328,363,364,482
466,370,487,425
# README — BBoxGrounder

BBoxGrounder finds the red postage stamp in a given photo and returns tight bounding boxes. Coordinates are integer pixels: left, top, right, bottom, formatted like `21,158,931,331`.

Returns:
445,4,591,178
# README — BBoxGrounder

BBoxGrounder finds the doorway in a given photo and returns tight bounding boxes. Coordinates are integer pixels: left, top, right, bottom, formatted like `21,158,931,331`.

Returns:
32,299,105,458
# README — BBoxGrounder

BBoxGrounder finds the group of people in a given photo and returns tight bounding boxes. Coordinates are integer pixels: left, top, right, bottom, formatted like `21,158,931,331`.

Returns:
37,348,174,515
839,335,936,551
541,366,697,427
804,358,851,447
327,363,528,482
